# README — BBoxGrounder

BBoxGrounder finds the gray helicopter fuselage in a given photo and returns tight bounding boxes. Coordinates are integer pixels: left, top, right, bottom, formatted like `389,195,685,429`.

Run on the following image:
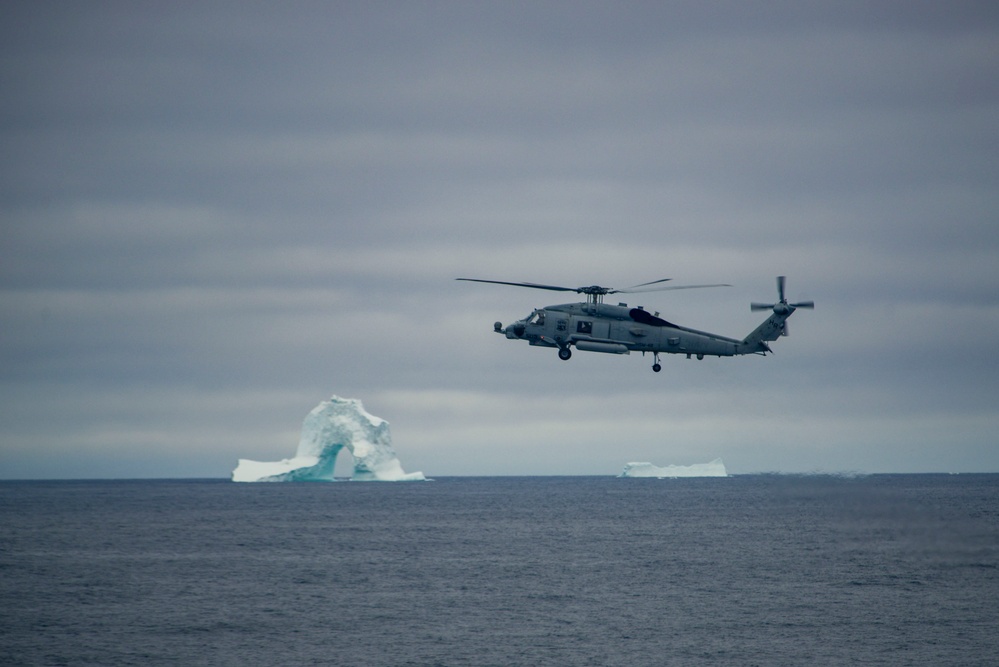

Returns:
497,301,793,359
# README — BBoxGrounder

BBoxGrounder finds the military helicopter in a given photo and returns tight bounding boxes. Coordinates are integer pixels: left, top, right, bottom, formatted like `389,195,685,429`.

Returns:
457,276,813,372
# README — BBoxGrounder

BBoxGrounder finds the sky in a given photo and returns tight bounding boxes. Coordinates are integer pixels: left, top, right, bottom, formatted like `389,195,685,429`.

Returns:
2,2,998,478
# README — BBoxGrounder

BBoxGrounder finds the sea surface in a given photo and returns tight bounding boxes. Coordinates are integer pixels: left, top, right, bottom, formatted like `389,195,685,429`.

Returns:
1,475,997,666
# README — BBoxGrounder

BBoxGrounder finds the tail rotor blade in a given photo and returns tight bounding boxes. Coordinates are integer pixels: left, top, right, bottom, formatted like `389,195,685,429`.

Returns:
777,276,786,303
751,302,775,311
790,300,814,309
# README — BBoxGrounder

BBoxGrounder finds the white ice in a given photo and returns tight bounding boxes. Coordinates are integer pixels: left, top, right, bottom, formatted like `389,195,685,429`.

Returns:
619,458,728,478
232,396,426,482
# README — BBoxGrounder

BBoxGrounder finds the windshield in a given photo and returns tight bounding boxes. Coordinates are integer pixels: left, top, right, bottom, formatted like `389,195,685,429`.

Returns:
527,310,545,325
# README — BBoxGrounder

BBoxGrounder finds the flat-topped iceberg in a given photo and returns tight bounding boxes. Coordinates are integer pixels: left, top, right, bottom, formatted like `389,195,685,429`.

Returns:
232,396,426,482
620,458,728,478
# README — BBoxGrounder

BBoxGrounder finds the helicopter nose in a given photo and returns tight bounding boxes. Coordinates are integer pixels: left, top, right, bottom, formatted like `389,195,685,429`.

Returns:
511,323,526,338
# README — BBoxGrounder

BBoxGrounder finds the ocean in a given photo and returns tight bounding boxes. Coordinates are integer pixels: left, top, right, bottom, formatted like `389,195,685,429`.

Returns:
1,475,997,666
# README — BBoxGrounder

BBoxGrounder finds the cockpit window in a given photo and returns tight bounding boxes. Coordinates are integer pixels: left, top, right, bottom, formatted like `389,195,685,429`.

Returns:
528,311,545,325
629,308,677,328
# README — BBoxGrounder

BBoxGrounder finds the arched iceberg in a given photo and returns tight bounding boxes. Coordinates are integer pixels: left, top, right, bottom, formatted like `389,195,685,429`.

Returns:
232,396,426,482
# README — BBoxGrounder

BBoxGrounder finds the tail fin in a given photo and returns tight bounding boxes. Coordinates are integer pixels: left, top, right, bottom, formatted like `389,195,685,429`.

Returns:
741,311,790,354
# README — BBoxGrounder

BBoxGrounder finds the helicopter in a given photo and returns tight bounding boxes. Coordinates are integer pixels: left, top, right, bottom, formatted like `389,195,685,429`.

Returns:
457,276,813,372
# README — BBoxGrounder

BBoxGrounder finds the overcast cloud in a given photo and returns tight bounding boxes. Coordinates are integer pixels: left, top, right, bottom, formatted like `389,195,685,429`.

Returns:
2,2,997,478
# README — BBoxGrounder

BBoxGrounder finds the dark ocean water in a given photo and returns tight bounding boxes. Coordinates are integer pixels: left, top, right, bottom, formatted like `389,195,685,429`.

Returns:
1,475,997,667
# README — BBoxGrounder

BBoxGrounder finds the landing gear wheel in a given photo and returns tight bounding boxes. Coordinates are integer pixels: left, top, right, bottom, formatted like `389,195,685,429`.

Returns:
652,353,661,373
558,347,572,361
652,363,662,373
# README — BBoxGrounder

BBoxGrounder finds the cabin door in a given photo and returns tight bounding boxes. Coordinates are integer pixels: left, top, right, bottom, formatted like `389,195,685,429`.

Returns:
592,320,610,340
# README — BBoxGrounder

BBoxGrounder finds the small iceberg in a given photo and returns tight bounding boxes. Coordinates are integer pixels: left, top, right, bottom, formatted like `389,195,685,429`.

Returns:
619,458,728,478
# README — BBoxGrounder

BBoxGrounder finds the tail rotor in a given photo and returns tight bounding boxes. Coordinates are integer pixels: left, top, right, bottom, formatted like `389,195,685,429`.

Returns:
750,276,814,336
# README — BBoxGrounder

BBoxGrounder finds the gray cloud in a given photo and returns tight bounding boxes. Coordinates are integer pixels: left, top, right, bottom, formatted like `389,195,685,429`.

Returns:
2,2,997,478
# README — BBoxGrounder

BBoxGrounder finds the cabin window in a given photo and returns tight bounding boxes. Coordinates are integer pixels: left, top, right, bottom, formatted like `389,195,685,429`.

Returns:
577,321,592,334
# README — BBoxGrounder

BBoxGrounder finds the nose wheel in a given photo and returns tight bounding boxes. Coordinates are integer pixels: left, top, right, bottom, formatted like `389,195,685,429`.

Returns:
652,353,661,373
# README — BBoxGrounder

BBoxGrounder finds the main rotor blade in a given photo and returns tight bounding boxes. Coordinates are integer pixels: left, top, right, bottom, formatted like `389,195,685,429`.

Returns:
455,278,577,292
615,283,731,294
621,278,672,290
458,277,731,297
